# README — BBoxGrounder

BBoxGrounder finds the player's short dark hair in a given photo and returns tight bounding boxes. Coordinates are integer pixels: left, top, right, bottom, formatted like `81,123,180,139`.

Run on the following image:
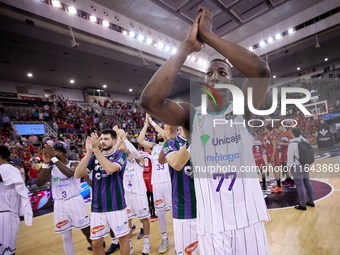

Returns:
0,146,10,160
209,58,232,70
54,145,66,155
101,129,117,139
291,128,301,138
131,142,138,150
266,125,273,131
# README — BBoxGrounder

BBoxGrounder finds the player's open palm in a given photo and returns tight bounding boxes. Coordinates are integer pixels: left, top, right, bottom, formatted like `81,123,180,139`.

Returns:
85,136,93,154
197,6,213,41
184,13,202,53
42,150,51,164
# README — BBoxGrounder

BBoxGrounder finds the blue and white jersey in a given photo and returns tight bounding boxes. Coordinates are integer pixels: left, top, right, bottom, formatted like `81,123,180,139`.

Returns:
151,144,170,185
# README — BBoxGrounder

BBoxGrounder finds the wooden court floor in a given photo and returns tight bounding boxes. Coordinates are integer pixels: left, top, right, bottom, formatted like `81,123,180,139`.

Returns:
16,156,340,255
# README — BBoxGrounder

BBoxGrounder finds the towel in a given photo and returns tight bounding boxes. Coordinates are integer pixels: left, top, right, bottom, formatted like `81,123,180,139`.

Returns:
0,163,33,226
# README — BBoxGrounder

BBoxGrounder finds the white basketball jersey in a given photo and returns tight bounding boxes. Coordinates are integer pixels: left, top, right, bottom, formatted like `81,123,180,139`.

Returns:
123,157,146,195
151,144,170,185
51,161,81,200
0,165,21,214
190,103,270,234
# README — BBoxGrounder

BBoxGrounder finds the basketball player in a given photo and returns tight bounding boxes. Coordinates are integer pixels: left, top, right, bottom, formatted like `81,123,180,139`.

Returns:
140,6,270,254
74,130,130,255
0,145,32,255
137,114,173,253
37,144,91,255
115,129,151,254
264,126,282,193
162,127,198,255
278,125,295,188
253,131,267,190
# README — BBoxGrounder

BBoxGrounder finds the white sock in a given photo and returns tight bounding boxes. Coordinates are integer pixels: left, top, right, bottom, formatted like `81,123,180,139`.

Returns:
161,232,167,240
157,208,167,234
141,223,143,229
129,239,132,248
61,229,74,255
144,235,149,243
111,237,118,245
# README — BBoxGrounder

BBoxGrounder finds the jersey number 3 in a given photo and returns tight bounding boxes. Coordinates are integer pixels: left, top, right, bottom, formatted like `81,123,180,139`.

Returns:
213,173,236,192
62,191,67,198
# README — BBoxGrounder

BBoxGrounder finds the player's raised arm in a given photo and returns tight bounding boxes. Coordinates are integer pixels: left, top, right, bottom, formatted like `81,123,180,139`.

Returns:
140,15,201,127
74,137,93,178
137,113,155,150
197,6,270,119
119,129,144,166
37,149,52,187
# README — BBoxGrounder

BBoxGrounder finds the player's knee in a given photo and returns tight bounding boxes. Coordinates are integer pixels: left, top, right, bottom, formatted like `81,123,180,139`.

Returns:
118,233,130,243
92,239,103,249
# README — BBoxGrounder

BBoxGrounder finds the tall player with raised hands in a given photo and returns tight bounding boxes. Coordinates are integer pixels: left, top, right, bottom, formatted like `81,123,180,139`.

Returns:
141,6,271,255
137,113,173,254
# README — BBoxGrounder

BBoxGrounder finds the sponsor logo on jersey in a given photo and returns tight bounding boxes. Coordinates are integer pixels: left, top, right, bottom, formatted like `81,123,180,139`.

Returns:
198,119,204,129
207,153,239,162
91,225,105,234
200,134,210,146
118,158,125,165
54,177,59,182
184,241,198,255
127,209,131,214
155,199,163,206
56,220,68,229
78,219,85,225
163,146,172,154
211,134,241,146
95,172,108,180
184,166,193,176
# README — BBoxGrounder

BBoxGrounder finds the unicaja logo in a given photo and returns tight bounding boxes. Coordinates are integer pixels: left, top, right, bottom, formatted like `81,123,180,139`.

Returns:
198,83,222,111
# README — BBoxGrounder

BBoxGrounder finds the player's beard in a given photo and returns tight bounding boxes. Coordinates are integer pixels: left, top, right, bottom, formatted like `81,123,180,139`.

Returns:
101,145,113,151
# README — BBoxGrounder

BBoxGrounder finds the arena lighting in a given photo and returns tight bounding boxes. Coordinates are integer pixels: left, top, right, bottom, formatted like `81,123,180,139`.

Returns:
138,35,144,41
158,42,164,49
297,67,300,70
122,30,128,35
102,20,110,27
68,6,77,14
288,28,294,34
259,41,266,47
129,89,132,92
187,55,191,60
97,89,100,92
171,48,177,54
154,43,157,47
165,46,170,52
325,58,328,61
27,73,33,77
51,0,61,8
103,84,107,88
273,75,276,78
275,33,282,40
70,79,75,83
129,31,135,38
267,37,273,43
146,38,152,44
191,56,196,61
89,16,97,22
248,46,254,51
198,59,202,64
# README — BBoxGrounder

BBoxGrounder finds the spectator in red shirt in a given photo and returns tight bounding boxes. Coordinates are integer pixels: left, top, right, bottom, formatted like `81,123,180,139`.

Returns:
28,165,39,186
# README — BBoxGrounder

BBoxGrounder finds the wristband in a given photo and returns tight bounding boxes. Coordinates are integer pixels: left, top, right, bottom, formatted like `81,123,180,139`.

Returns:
42,163,50,169
51,157,59,164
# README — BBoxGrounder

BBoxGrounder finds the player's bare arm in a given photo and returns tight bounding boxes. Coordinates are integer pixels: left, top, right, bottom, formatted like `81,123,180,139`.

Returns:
198,6,270,121
271,140,277,162
148,116,165,138
37,149,52,187
91,133,121,174
83,172,92,187
74,137,93,178
166,144,190,171
137,113,155,150
140,15,202,128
